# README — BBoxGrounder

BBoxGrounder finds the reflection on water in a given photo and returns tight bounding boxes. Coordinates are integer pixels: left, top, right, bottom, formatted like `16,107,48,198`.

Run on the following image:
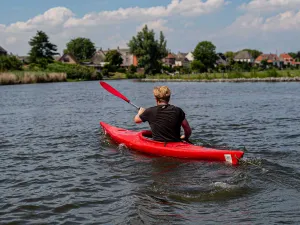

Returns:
0,81,300,224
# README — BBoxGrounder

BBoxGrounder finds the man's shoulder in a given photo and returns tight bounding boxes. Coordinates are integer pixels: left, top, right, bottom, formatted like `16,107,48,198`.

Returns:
169,104,184,112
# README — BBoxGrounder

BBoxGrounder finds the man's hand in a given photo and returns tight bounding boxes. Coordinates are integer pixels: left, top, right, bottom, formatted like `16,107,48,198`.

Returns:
138,107,145,115
134,107,145,124
180,135,186,140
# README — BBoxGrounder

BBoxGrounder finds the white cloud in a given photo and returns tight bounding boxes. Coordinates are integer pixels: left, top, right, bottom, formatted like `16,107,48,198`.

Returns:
6,7,74,33
240,0,300,13
64,0,228,28
6,37,17,45
0,0,228,55
221,9,300,36
137,20,173,33
263,10,300,31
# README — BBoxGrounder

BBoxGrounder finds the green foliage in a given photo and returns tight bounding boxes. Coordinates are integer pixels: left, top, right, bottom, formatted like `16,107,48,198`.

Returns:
260,59,268,69
66,37,96,62
126,73,146,79
266,69,279,77
128,65,137,74
117,68,126,73
128,25,168,75
227,71,244,79
46,62,97,80
193,41,218,71
103,63,117,73
28,31,58,65
191,60,205,72
288,52,297,59
0,55,23,71
105,50,123,67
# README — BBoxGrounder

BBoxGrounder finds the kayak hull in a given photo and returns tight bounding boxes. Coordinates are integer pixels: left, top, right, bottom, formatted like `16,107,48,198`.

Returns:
100,122,244,165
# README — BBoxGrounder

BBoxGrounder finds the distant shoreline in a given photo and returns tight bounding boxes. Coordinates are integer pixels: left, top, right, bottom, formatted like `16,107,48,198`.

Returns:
137,77,300,82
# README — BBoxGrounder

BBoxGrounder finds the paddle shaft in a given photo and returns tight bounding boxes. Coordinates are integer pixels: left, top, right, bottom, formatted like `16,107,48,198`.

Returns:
128,102,140,110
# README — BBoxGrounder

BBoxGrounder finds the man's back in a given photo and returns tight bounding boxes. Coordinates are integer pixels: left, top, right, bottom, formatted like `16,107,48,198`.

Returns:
139,104,185,142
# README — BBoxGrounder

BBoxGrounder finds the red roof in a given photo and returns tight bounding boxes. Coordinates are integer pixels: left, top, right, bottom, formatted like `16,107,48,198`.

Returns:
166,53,175,59
280,53,293,59
255,54,279,62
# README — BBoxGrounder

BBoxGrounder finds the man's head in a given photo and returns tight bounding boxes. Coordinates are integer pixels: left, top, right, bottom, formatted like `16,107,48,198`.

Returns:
153,86,171,104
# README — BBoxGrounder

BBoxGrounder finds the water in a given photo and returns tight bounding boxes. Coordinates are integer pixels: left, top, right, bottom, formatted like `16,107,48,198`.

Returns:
1,80,300,224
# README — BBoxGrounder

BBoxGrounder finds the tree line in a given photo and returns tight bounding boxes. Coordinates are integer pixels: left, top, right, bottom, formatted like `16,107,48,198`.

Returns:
1,26,300,76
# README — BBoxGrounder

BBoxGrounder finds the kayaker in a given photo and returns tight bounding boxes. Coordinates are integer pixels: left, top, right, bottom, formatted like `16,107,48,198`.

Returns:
134,86,192,142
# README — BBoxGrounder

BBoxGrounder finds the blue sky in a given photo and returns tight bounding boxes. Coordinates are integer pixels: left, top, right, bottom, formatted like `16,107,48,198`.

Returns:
1,0,299,55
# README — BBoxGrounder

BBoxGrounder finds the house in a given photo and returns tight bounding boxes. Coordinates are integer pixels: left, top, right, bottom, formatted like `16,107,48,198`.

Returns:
58,53,78,64
279,53,295,66
174,52,190,67
186,52,194,61
234,50,254,63
255,53,281,67
163,53,176,67
0,46,7,55
53,55,61,62
103,47,138,67
215,53,228,66
91,48,107,67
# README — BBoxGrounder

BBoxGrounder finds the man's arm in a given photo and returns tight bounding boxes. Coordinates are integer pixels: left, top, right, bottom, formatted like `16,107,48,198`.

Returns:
181,119,192,140
134,107,145,124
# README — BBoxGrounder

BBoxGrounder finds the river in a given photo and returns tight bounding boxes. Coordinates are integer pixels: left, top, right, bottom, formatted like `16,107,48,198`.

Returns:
1,80,300,224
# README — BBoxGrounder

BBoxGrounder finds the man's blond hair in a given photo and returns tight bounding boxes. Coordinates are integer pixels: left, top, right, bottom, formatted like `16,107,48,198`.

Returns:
153,86,171,103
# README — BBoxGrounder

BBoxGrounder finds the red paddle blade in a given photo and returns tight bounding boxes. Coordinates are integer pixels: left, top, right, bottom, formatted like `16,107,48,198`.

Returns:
100,81,130,103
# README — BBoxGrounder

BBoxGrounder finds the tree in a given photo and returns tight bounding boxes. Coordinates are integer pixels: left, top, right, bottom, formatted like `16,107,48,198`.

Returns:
66,37,96,61
105,50,123,67
128,25,168,75
261,59,268,69
193,41,218,71
288,52,297,59
28,31,58,64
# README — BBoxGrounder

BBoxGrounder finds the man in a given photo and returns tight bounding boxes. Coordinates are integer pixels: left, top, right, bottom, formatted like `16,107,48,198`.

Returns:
134,86,192,142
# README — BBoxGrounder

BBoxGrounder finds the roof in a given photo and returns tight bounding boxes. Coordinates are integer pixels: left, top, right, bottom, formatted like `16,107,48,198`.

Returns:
0,46,7,54
234,51,253,60
166,53,176,59
255,54,280,62
92,50,106,64
176,52,188,60
280,53,293,59
58,53,78,63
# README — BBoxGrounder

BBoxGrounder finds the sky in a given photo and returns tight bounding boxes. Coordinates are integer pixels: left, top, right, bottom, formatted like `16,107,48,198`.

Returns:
0,0,300,56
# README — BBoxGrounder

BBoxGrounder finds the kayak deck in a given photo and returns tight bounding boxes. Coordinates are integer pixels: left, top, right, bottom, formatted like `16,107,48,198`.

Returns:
100,122,244,165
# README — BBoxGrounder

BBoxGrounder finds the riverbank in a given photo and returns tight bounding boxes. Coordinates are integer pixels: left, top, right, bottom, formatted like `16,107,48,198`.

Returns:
139,77,300,82
0,71,67,85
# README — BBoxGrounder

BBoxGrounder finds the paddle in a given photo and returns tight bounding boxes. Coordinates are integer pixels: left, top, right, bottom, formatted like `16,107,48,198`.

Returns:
100,81,140,109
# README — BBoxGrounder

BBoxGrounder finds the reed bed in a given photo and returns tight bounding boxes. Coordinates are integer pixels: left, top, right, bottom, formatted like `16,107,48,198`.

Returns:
0,71,67,85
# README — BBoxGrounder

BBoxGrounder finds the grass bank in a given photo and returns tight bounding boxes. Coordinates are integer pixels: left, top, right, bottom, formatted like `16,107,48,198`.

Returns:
0,71,67,85
146,69,300,81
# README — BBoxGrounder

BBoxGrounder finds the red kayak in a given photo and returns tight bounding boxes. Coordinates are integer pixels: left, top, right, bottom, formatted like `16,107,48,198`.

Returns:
100,122,244,165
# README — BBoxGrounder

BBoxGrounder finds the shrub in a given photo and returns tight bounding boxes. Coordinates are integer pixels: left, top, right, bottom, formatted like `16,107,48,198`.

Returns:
117,67,126,73
128,65,137,74
0,55,23,71
46,62,95,80
266,69,279,77
126,73,146,79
